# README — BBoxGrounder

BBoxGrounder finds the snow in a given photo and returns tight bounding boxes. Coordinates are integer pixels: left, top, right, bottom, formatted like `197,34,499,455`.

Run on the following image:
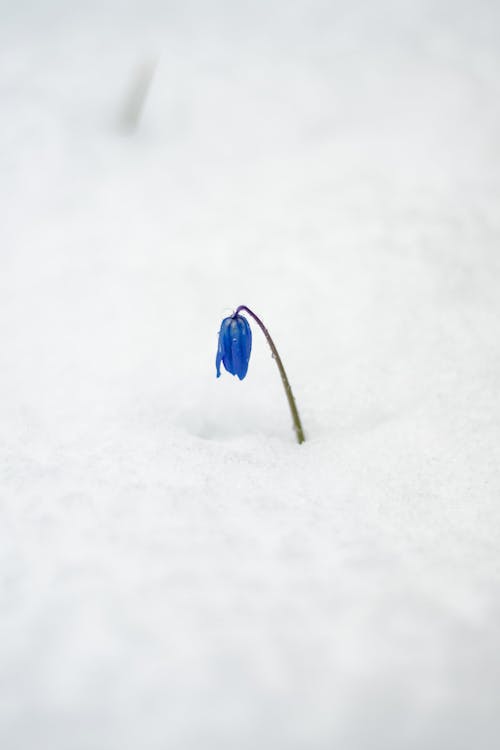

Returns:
1,1,500,748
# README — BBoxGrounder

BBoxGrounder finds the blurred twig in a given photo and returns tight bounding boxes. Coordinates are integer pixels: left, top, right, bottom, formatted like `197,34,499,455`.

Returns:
119,58,157,133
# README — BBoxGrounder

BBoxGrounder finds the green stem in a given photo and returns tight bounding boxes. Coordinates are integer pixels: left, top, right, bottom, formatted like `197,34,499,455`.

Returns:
235,305,305,444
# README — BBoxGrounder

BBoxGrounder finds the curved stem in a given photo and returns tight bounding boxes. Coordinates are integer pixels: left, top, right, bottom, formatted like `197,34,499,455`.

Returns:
234,305,305,444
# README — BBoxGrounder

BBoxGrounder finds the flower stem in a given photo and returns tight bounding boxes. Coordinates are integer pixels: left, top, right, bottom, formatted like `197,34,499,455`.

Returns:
234,305,305,444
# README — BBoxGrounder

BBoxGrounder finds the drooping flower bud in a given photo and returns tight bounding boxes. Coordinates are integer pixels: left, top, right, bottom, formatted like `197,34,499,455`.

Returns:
216,314,252,380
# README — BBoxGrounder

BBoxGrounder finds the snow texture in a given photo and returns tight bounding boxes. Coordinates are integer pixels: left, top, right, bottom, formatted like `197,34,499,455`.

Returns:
1,1,500,748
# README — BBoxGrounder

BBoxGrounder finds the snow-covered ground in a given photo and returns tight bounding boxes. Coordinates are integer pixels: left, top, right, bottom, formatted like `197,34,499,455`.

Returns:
1,1,500,748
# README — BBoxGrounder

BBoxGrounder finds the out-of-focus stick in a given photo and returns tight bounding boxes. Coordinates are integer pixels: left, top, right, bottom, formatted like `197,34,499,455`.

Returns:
119,59,157,133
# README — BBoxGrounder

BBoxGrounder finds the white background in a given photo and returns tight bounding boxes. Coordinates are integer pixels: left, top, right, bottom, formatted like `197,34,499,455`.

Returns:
1,1,500,748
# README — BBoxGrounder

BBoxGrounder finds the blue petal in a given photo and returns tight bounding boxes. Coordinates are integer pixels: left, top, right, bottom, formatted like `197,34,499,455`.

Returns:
216,317,232,377
230,316,252,379
215,314,252,379
222,319,235,374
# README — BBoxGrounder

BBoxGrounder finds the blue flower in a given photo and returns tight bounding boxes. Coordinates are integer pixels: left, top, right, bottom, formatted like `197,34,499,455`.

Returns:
216,314,252,380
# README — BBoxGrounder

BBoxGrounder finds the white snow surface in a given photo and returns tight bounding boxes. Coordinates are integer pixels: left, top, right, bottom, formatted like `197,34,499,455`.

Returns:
1,1,500,748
